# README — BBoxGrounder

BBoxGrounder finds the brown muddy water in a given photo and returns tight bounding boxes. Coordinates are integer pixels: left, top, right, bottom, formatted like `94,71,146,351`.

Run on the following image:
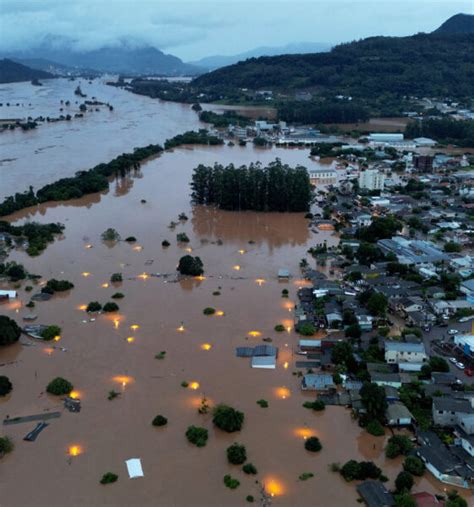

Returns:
0,89,470,506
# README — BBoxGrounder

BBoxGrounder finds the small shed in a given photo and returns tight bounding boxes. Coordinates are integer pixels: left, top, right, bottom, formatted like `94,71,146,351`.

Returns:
386,402,414,426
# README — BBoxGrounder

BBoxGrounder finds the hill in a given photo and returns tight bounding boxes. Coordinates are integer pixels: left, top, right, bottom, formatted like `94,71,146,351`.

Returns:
434,13,474,34
189,42,330,70
6,37,201,76
0,59,53,84
193,32,474,99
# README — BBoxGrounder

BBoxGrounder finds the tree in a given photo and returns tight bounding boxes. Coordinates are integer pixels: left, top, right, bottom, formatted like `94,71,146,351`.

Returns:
385,435,413,459
101,228,120,241
100,472,118,484
356,242,383,266
87,301,102,312
111,273,123,283
366,293,388,317
152,415,168,427
304,436,322,452
185,426,208,447
0,436,14,456
331,341,358,372
103,302,119,312
395,493,417,507
243,463,257,474
227,443,247,464
40,325,61,341
213,404,244,432
360,382,387,422
345,323,362,339
0,376,12,396
0,316,21,346
403,456,425,476
46,377,73,395
444,241,462,253
366,420,385,436
297,322,316,336
446,490,468,507
177,255,204,276
395,471,414,493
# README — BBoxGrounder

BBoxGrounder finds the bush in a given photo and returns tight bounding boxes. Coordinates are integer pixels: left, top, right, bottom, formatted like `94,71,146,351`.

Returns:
446,491,468,507
40,325,61,341
203,307,215,315
176,233,190,243
366,420,385,436
100,472,118,484
227,443,247,464
101,228,120,241
186,426,208,447
303,400,325,411
385,435,413,459
403,456,425,476
213,404,244,432
0,436,14,455
395,471,414,493
152,415,168,427
125,236,136,242
0,376,12,396
223,474,240,489
110,273,123,283
246,495,254,502
274,324,285,332
162,240,170,247
86,301,102,312
111,292,124,299
340,460,381,481
242,463,257,475
299,472,314,481
0,316,21,346
108,390,120,400
46,377,73,395
256,399,268,408
103,302,119,312
297,322,316,336
42,279,74,293
332,373,343,385
304,436,322,452
177,255,204,276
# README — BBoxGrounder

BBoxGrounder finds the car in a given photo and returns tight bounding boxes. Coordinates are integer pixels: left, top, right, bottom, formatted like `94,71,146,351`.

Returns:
465,368,473,377
448,329,459,336
456,361,465,370
449,357,457,364
459,316,474,323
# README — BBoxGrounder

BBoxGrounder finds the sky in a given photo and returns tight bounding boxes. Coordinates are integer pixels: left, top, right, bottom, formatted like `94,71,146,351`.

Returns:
0,0,472,60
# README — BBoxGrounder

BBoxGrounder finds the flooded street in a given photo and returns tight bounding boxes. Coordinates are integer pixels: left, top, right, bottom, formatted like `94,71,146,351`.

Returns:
0,85,463,506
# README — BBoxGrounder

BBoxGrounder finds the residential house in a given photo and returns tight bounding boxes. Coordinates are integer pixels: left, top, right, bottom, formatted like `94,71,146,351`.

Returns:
301,374,335,391
386,402,414,426
432,398,474,427
384,341,427,365
356,480,395,507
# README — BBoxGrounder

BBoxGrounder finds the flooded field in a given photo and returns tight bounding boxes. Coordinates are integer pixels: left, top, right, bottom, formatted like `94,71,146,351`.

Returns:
0,84,468,506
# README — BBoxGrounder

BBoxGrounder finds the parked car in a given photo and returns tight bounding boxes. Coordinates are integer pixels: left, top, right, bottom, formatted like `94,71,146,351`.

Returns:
459,316,474,323
465,368,473,377
449,357,457,364
456,361,465,370
448,329,459,336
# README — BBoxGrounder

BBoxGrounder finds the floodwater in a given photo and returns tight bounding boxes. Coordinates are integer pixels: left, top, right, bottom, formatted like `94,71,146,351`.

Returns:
0,83,470,506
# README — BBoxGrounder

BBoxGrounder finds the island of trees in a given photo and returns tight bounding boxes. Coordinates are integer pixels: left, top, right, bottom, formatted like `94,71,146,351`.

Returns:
190,159,312,212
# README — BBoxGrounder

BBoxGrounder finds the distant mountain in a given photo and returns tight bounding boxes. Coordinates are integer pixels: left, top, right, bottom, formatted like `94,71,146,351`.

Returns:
189,42,330,70
6,37,201,76
193,31,474,98
0,59,54,84
434,13,474,34
10,58,90,76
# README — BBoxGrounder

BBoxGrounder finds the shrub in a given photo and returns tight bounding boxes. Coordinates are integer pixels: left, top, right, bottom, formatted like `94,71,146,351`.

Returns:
256,399,268,408
446,491,468,507
303,400,325,411
40,325,61,341
203,307,216,315
223,474,240,489
395,471,414,493
366,420,385,437
305,436,322,452
177,255,204,276
340,460,381,481
86,301,102,312
111,292,124,299
186,426,208,447
25,301,35,308
403,456,425,476
46,377,73,395
108,390,120,400
42,279,74,293
0,316,21,346
161,240,170,247
181,381,189,387
152,415,168,427
100,472,118,484
297,322,316,336
125,236,136,242
227,443,247,464
385,435,413,459
213,404,244,432
0,436,14,455
101,228,120,241
103,302,119,312
274,324,285,332
332,373,343,385
242,463,257,475
299,472,314,481
155,351,166,360
282,289,289,297
212,291,221,296
0,376,13,396
110,273,123,283
176,232,190,243
246,495,254,502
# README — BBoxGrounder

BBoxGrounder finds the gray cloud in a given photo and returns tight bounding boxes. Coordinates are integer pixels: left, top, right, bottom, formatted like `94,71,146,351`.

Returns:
0,0,471,59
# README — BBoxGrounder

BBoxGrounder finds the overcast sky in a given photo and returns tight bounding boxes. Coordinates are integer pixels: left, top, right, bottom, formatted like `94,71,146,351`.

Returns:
0,0,472,60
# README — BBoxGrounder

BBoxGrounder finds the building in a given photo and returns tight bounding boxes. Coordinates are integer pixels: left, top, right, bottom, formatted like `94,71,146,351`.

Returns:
301,374,335,391
368,133,404,143
413,155,434,172
386,402,414,426
432,398,474,427
384,341,427,365
414,137,437,147
309,168,337,186
377,237,449,265
454,334,474,357
358,170,385,191
356,480,395,507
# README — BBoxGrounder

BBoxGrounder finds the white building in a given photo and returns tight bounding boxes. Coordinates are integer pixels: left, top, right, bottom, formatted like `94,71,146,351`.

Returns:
359,169,385,191
384,341,427,365
368,133,404,143
309,169,337,186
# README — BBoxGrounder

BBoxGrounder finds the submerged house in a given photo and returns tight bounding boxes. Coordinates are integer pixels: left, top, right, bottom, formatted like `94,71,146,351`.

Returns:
301,374,335,391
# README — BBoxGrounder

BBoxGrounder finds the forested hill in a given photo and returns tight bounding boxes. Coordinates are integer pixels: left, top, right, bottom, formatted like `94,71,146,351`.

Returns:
193,33,474,98
0,59,53,84
434,13,474,34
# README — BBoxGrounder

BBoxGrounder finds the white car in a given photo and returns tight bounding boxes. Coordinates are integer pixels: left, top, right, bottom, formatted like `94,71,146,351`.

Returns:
448,329,459,336
449,357,457,364
456,361,465,370
459,316,474,323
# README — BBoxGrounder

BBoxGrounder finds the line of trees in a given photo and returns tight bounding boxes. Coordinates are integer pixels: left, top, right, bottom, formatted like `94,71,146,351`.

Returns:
405,118,474,147
190,159,312,212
